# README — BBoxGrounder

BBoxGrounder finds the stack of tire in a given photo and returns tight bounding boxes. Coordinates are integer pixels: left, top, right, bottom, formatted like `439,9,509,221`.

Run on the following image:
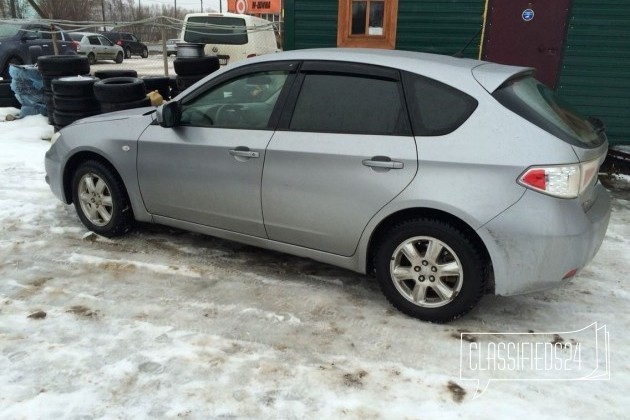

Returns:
0,80,21,109
94,77,151,113
37,55,90,126
173,55,220,92
51,76,100,129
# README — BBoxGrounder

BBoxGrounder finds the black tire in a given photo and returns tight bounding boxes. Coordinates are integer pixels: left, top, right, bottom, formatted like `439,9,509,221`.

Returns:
176,74,205,91
93,69,138,79
87,53,96,65
0,80,14,97
0,96,21,108
100,97,151,113
53,95,100,112
114,51,123,64
53,109,99,127
142,76,170,99
141,47,149,58
71,160,134,237
2,56,23,79
173,56,220,76
374,218,486,323
124,47,131,59
94,77,146,103
52,76,99,97
38,55,90,76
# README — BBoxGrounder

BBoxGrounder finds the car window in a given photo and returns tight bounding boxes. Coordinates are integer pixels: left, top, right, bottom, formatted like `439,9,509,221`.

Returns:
88,36,100,46
69,33,83,42
98,36,113,46
180,70,289,130
403,72,478,136
184,16,248,45
492,76,605,148
289,73,409,135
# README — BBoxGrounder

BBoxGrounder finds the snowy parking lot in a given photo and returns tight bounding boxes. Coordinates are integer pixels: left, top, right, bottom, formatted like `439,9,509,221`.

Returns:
0,111,629,418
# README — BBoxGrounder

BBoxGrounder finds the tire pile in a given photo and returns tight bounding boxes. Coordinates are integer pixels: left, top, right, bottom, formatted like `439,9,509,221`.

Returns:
37,55,90,127
173,55,220,92
94,77,151,113
51,76,100,128
0,80,20,109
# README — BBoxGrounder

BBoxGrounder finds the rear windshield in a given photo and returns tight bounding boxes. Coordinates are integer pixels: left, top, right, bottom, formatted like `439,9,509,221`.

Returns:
184,17,248,45
69,33,83,41
493,76,605,148
0,23,22,38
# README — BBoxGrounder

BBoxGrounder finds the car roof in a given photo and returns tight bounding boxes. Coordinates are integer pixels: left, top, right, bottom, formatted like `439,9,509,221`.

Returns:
243,48,532,93
72,32,102,37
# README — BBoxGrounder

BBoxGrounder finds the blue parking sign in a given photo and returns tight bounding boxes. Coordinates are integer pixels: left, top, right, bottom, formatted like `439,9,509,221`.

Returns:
522,8,535,22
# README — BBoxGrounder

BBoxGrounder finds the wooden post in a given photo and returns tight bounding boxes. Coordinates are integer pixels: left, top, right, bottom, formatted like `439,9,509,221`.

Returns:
161,18,169,76
50,23,59,55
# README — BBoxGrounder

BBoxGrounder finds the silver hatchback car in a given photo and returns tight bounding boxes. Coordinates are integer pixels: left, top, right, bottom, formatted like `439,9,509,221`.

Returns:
45,49,611,322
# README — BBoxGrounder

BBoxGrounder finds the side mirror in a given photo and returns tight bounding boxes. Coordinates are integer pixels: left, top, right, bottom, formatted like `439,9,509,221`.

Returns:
156,101,181,128
22,34,37,41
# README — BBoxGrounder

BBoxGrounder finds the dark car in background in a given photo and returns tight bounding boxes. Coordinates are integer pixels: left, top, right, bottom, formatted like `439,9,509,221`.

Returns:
0,22,76,79
99,31,148,59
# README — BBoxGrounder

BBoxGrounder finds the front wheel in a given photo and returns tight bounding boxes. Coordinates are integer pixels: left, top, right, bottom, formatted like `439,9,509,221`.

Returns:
374,218,486,323
141,47,148,58
124,47,131,59
87,53,96,65
71,160,134,237
115,52,123,63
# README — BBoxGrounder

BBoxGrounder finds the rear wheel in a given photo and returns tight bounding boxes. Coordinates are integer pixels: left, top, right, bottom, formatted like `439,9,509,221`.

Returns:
141,47,149,58
124,47,131,59
115,51,123,64
2,56,22,79
87,53,96,65
375,218,486,323
71,160,134,237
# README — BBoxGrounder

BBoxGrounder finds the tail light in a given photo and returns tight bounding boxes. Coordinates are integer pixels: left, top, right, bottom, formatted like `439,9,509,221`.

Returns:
116,40,122,46
518,158,600,199
247,54,257,58
71,41,80,51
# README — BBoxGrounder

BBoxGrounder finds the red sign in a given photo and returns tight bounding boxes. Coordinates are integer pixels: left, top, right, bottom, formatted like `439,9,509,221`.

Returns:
227,0,281,14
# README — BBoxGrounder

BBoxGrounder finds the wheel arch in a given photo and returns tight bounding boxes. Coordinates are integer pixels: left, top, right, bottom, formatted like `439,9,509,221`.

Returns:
365,207,495,294
62,151,127,205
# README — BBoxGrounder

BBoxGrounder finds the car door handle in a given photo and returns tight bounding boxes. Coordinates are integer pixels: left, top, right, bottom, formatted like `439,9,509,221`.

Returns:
362,157,404,169
229,148,259,159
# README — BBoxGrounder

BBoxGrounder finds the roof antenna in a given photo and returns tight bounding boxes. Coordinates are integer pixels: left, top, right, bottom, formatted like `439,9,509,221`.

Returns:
453,28,482,58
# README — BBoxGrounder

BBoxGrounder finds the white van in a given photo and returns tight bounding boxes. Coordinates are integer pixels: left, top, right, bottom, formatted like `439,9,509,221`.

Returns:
180,12,280,65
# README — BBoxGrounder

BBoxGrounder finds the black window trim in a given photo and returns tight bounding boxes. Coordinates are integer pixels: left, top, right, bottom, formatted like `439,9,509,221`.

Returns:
277,60,413,137
177,60,300,131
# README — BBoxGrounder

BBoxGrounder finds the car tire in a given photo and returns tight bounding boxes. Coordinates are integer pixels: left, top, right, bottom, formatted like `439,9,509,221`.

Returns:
87,53,96,65
53,109,100,126
173,56,220,76
93,70,138,79
52,76,99,97
142,76,170,100
176,74,205,91
100,97,151,113
124,47,131,59
114,52,124,64
53,96,100,112
141,47,148,58
38,55,90,76
71,160,134,237
94,77,146,103
0,80,14,97
374,218,486,323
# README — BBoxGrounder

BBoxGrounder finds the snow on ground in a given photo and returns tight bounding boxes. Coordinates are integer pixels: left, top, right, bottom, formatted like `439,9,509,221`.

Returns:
0,113,629,419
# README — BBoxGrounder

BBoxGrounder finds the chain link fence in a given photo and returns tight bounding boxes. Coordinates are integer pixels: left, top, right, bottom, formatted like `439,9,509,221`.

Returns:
1,15,283,78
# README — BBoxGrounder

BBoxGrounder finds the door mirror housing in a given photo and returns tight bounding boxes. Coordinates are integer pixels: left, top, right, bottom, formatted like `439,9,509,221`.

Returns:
157,101,181,128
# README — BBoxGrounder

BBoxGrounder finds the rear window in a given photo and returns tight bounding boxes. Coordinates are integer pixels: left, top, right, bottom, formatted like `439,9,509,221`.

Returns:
184,17,248,45
493,76,605,148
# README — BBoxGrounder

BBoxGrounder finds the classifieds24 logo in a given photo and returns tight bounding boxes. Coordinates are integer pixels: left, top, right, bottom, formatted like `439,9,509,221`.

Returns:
459,322,610,398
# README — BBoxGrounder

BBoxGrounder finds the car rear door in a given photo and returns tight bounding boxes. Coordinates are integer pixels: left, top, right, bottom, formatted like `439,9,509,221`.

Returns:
261,61,418,256
137,61,297,237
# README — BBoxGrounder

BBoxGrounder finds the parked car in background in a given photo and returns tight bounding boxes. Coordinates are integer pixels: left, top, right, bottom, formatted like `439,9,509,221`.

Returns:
166,39,179,56
0,22,76,79
99,31,148,59
68,32,123,64
181,12,279,65
45,49,611,323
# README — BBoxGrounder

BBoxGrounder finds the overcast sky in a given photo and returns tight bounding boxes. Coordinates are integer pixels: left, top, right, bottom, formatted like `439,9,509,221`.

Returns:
141,0,227,13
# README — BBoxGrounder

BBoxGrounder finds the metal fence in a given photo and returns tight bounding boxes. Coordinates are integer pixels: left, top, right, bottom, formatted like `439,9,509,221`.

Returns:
1,16,284,78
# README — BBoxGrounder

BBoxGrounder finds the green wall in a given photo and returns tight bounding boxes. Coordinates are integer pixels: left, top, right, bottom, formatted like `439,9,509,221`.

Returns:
284,0,629,144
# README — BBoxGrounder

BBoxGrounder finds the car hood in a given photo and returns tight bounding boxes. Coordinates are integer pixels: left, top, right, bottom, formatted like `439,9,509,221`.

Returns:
71,106,156,125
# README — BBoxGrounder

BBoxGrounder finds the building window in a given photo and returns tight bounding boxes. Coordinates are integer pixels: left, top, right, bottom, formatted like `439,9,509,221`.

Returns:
338,0,398,49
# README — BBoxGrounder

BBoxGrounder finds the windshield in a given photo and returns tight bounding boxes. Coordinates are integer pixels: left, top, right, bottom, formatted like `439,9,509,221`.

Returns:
184,16,248,45
0,23,22,38
493,76,605,148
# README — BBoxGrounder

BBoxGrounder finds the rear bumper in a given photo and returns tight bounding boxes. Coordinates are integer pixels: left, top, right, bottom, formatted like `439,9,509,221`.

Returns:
479,183,611,296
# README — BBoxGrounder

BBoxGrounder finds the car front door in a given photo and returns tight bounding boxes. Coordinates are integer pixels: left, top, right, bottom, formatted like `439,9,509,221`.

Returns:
137,62,297,237
262,62,418,256
97,36,115,59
